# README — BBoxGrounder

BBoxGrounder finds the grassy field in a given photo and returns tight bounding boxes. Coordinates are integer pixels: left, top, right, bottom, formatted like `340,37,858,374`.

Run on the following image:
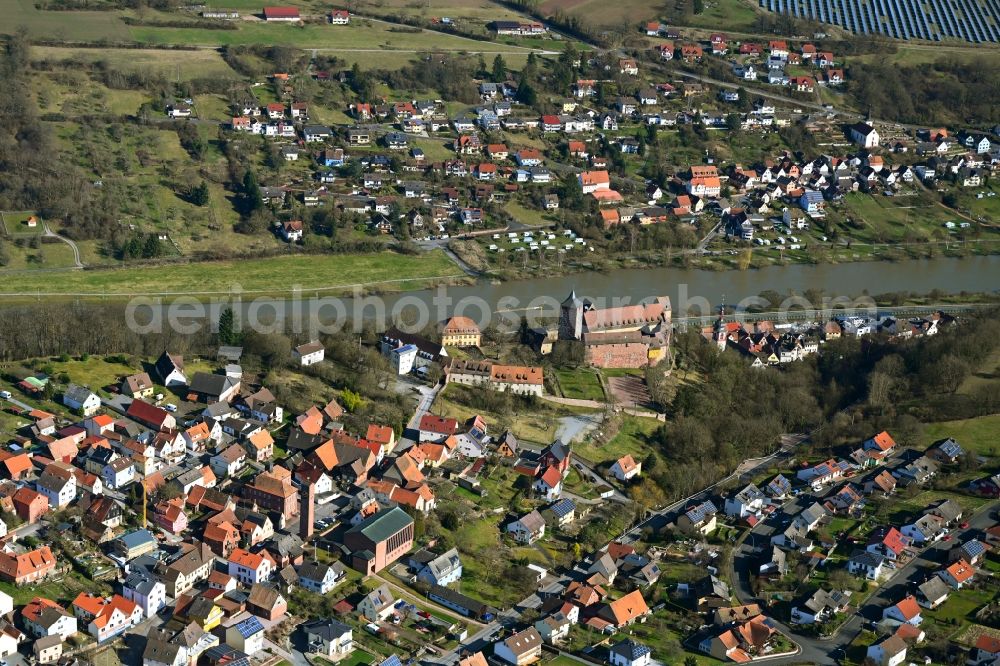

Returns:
920,414,1000,458
0,249,463,297
506,200,559,228
574,414,660,464
536,0,759,30
953,182,1000,222
434,384,602,445
555,368,604,401
839,192,959,243
31,46,240,80
129,20,536,51
0,241,78,271
32,355,138,391
0,210,40,236
1,0,126,41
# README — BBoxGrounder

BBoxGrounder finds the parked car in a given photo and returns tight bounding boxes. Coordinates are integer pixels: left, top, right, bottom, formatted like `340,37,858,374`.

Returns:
0,391,10,400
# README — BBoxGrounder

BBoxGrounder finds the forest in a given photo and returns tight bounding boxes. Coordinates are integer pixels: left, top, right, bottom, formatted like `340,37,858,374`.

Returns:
627,307,1000,507
847,56,1000,126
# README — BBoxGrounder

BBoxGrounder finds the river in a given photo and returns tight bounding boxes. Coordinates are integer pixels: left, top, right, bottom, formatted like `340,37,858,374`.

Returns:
137,255,1000,334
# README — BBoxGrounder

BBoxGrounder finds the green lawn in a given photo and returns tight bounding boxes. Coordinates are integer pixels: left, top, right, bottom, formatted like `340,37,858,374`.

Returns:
0,571,112,606
40,355,138,391
506,200,558,228
888,489,991,525
555,368,604,401
0,249,463,297
331,651,376,666
923,586,996,634
573,415,660,465
920,414,1000,458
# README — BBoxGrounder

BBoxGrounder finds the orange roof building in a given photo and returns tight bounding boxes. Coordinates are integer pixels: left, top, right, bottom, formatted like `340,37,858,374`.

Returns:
441,316,481,347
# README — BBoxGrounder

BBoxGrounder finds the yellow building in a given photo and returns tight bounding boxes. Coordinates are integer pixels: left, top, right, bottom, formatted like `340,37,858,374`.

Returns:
441,316,481,347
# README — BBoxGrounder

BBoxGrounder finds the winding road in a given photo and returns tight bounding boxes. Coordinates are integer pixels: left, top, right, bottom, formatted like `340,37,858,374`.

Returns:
43,222,84,268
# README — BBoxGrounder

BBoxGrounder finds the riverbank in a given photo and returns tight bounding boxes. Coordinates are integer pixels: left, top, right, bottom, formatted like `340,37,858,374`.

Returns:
0,249,472,300
449,236,1000,284
0,250,997,313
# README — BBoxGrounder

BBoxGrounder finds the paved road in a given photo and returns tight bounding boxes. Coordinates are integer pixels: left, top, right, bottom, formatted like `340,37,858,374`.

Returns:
617,435,802,544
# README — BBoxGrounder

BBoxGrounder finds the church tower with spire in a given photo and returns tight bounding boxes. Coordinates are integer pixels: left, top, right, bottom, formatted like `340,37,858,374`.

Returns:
559,290,584,340
713,301,728,351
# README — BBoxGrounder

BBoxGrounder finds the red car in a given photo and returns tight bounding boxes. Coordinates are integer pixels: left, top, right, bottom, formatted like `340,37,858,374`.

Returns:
960,521,969,529
942,534,952,542
417,611,431,619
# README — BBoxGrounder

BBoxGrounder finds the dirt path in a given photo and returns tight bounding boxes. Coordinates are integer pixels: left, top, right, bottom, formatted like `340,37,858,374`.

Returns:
43,222,83,268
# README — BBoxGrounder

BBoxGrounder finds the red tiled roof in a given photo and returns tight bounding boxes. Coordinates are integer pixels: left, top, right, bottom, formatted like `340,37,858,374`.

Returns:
264,6,299,18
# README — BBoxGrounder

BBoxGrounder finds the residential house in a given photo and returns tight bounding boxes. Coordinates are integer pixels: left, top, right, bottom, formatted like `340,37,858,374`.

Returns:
542,498,576,527
494,627,542,666
533,466,563,501
608,639,652,666
724,483,767,519
790,589,851,624
610,455,641,482
13,487,49,524
678,500,718,535
927,438,964,464
35,463,76,508
882,595,922,626
121,572,166,618
594,589,650,629
303,619,353,661
414,548,462,586
508,510,546,544
916,576,949,609
847,551,886,580
867,635,909,666
938,559,975,590
121,373,154,399
297,561,345,595
227,548,274,585
867,527,911,562
293,341,325,366
358,584,395,622
63,384,100,416
210,445,246,478
534,613,572,645
225,616,265,656
21,598,77,640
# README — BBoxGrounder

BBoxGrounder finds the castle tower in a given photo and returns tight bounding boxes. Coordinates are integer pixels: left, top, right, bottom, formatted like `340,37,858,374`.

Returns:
559,290,583,340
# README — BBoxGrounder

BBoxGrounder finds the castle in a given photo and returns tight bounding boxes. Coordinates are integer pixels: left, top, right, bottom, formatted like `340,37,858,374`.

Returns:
558,291,671,368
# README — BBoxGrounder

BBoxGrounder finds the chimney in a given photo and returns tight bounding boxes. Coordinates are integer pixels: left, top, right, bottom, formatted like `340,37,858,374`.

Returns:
299,481,315,541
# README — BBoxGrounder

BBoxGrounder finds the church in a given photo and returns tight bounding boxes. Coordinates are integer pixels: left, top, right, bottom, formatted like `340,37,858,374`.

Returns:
558,291,671,368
